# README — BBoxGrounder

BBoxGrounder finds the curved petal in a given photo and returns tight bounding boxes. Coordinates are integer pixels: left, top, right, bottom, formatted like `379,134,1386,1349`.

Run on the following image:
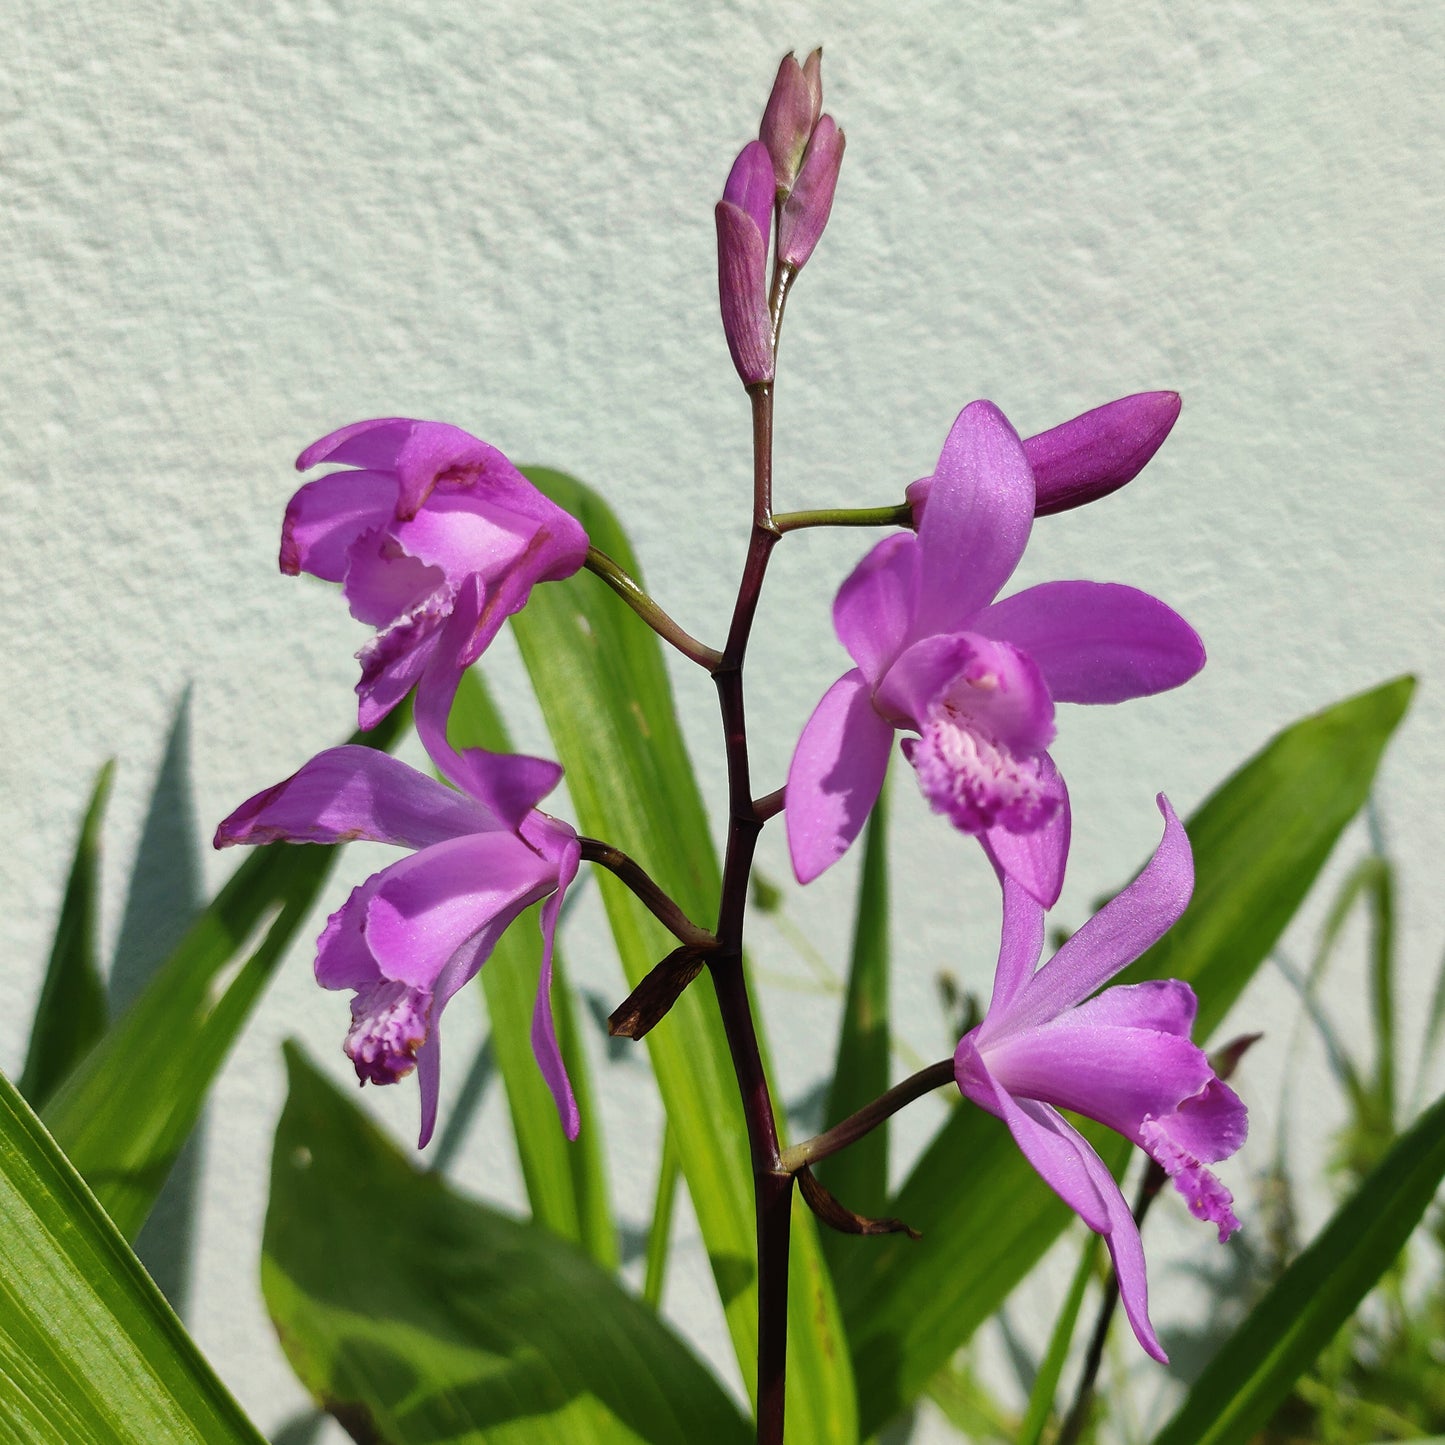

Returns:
214,745,494,851
314,876,383,991
722,140,775,242
832,532,921,688
786,669,895,884
974,582,1205,704
532,830,582,1140
978,754,1070,908
1011,795,1192,1026
280,470,396,580
981,1019,1217,1140
296,417,417,473
913,401,1035,635
415,1031,443,1149
979,877,1046,1026
363,833,555,989
355,603,447,731
1067,978,1198,1037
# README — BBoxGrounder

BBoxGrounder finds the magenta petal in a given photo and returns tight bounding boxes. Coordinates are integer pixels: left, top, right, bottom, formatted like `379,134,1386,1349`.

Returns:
315,876,383,991
280,470,396,580
1026,391,1182,518
364,834,554,989
1067,978,1199,1037
415,1031,442,1148
296,417,417,473
214,746,494,852
716,200,774,385
722,140,776,244
914,401,1035,634
1009,796,1192,1027
356,608,446,731
778,116,844,270
786,669,894,884
975,582,1205,704
832,532,921,688
979,755,1070,908
983,878,1046,1020
532,831,581,1140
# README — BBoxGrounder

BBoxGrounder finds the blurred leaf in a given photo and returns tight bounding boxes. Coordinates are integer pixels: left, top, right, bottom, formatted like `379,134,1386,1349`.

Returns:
0,1065,265,1444
513,468,857,1440
820,778,892,1274
643,1126,681,1310
41,707,409,1240
446,667,615,1268
264,1045,751,1445
1017,1229,1100,1445
1152,1088,1445,1445
842,676,1413,1435
20,760,114,1109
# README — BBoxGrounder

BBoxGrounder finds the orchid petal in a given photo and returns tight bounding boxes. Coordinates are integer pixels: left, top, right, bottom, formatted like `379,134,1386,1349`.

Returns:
280,470,396,580
531,828,582,1140
978,755,1070,908
1066,978,1198,1036
786,669,894,883
415,1031,442,1149
832,531,921,688
975,582,1205,704
980,877,1046,1024
914,401,1035,634
363,834,554,990
341,534,446,629
722,141,776,243
355,607,446,731
1011,796,1192,1027
296,417,418,473
314,876,384,991
214,746,495,852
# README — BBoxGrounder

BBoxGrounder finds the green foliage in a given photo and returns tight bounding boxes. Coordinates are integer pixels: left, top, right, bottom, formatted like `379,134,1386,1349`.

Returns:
19,760,113,1109
0,1063,265,1444
263,1045,752,1445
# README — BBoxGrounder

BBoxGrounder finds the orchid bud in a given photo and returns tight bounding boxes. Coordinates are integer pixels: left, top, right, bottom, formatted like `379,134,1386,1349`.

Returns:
907,391,1182,522
760,49,823,191
715,141,775,385
778,115,845,270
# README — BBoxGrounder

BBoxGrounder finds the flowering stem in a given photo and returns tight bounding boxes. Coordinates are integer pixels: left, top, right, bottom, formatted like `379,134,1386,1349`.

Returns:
584,546,723,671
577,837,715,948
773,503,912,534
779,1058,955,1173
753,786,786,822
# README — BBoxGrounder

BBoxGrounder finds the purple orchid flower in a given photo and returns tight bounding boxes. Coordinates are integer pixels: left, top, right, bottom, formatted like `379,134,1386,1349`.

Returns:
955,796,1246,1361
214,667,581,1148
282,417,589,730
785,399,1204,905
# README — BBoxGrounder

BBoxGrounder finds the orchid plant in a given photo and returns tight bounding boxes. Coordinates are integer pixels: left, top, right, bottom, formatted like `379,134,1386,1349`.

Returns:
6,46,1437,1445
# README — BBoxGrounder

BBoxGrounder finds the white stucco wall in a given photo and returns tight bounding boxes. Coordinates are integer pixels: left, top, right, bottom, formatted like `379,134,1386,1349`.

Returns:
4,1,1443,1438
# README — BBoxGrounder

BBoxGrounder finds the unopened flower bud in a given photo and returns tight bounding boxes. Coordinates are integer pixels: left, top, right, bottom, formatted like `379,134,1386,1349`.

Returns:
715,141,776,385
760,49,823,191
778,115,845,271
907,391,1182,521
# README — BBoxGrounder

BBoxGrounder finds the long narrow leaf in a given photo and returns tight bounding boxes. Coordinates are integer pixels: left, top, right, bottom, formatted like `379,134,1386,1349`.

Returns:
1017,1230,1100,1445
0,1066,265,1444
1151,1088,1445,1445
41,707,409,1239
512,468,857,1441
842,676,1414,1434
264,1045,751,1445
820,777,892,1262
20,760,114,1108
446,667,615,1267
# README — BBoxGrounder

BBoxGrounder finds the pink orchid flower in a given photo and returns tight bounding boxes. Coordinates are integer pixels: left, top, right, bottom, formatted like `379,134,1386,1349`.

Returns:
215,656,581,1148
955,796,1246,1361
786,399,1204,905
282,417,589,730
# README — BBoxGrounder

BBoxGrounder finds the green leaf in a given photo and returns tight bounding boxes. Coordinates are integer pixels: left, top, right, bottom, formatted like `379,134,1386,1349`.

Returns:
1151,1088,1445,1445
445,666,616,1267
42,707,409,1240
0,1065,265,1444
512,468,857,1441
841,676,1414,1435
820,777,892,1263
265,1044,751,1445
1017,1229,1100,1445
20,760,114,1109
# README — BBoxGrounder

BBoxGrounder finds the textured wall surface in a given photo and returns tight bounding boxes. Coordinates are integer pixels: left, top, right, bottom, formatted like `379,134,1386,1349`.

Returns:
4,0,1443,1438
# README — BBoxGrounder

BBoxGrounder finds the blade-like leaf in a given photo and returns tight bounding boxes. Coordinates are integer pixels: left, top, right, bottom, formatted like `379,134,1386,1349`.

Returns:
264,1044,751,1445
1017,1229,1100,1445
41,707,409,1240
842,676,1414,1434
20,760,114,1109
0,1065,265,1444
512,468,857,1441
820,777,891,1265
1152,1088,1445,1445
446,667,615,1268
